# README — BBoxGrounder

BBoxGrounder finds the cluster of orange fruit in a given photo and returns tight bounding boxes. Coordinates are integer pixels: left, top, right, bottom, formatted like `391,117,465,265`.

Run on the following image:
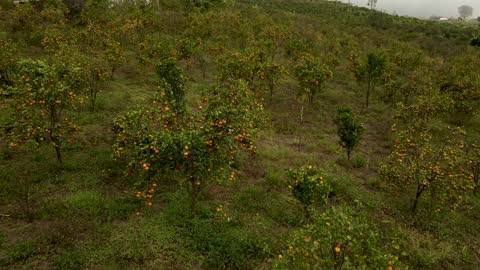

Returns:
135,182,158,207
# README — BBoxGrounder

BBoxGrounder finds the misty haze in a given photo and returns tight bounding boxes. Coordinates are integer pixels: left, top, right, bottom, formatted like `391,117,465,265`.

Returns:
341,0,480,18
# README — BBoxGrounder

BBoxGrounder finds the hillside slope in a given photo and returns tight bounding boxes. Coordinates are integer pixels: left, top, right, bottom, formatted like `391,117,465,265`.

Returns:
1,0,480,269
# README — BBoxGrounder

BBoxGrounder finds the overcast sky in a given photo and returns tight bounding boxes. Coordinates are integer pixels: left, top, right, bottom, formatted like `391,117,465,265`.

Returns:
340,0,480,18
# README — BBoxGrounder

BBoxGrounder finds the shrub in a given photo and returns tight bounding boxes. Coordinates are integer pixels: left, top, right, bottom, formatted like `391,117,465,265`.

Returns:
334,107,364,161
273,206,398,269
217,50,262,92
156,58,186,114
53,45,110,111
287,165,332,218
294,54,332,104
285,37,312,60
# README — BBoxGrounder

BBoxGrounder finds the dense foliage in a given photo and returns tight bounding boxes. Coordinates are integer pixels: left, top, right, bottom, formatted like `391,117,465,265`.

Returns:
287,165,331,218
3,59,82,164
113,77,264,213
335,107,364,161
274,207,398,269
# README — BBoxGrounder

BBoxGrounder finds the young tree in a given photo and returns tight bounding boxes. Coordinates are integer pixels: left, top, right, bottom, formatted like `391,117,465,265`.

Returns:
287,165,332,219
217,49,284,101
258,60,284,102
285,37,312,61
257,24,289,61
105,40,126,79
294,54,332,104
81,21,125,79
335,107,364,161
176,37,201,64
381,94,472,213
156,58,186,115
5,59,81,164
137,35,176,67
217,50,262,92
113,80,264,215
352,51,386,108
382,126,471,213
54,44,109,111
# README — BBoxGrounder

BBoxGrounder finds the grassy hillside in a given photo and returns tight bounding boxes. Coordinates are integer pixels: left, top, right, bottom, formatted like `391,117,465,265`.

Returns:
1,0,480,269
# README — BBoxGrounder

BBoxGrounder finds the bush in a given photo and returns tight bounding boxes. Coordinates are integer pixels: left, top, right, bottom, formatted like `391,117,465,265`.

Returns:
273,206,398,269
335,107,364,161
156,58,186,114
287,165,332,218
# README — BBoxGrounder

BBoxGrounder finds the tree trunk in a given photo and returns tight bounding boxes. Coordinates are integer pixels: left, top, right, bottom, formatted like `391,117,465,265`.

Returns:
23,186,33,223
111,66,116,79
347,149,352,161
269,82,274,103
54,142,63,165
303,205,311,222
49,105,62,164
411,184,424,213
473,164,479,193
200,59,206,80
300,104,304,124
366,79,371,108
190,178,199,216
